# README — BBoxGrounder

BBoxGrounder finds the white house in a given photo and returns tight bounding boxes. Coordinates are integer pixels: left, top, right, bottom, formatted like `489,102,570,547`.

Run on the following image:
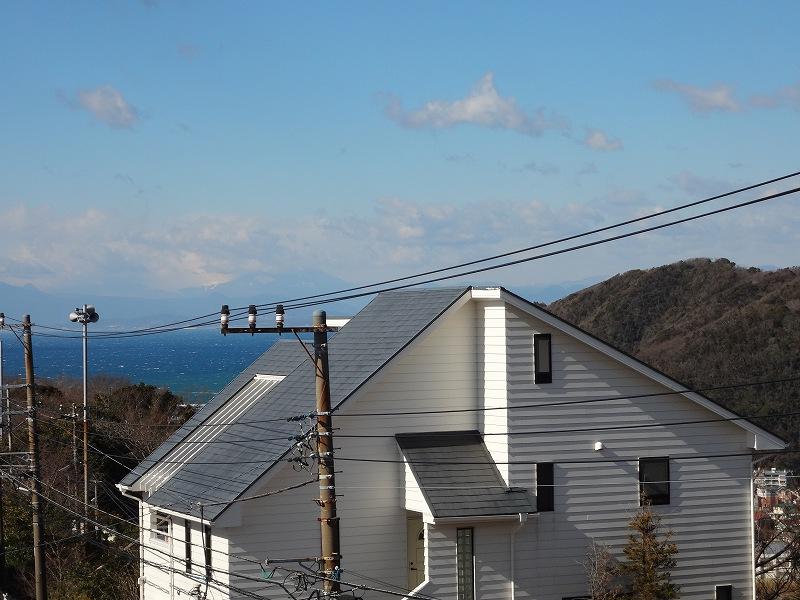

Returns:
118,286,785,600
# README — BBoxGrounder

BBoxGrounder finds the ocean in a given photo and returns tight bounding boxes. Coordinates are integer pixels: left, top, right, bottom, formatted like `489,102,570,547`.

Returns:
0,328,296,402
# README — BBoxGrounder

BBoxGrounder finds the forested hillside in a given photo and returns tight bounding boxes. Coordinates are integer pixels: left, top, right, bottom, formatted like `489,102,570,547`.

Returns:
548,258,800,466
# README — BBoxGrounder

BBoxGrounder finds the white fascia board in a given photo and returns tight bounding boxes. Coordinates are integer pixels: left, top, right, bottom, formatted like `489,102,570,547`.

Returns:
498,289,786,451
141,499,210,525
470,288,502,300
327,317,351,328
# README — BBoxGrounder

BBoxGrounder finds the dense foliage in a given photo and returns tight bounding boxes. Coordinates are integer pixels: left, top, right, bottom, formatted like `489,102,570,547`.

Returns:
1,376,192,599
549,258,800,468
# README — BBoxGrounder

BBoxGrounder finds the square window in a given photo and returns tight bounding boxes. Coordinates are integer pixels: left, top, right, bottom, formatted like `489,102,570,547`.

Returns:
534,334,552,384
151,513,170,543
715,585,732,600
639,457,670,505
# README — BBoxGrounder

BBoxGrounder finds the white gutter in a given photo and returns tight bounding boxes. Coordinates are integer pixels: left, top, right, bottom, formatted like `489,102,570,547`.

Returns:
117,485,210,525
510,513,527,600
432,513,533,525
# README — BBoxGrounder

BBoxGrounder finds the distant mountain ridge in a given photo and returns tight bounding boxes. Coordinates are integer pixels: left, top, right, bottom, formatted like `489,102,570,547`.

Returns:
548,258,800,464
0,275,592,329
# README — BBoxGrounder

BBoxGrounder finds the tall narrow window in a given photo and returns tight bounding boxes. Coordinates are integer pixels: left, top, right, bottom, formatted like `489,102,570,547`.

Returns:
456,528,474,600
639,457,670,505
185,519,192,573
534,334,552,383
536,463,554,512
204,525,212,578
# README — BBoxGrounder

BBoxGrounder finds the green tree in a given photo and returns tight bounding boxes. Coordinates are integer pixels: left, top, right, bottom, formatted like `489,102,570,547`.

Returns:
619,503,679,600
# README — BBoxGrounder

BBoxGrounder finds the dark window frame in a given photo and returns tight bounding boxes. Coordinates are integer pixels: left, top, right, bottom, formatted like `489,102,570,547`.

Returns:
639,457,670,505
534,333,552,384
204,525,212,578
536,462,554,512
715,585,732,600
185,519,192,573
456,528,474,600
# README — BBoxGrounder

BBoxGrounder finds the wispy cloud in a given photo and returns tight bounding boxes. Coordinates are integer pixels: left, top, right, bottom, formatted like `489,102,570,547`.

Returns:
670,170,733,197
383,72,569,137
583,129,623,151
750,82,800,111
74,85,139,128
654,79,741,113
518,161,559,175
3,187,797,296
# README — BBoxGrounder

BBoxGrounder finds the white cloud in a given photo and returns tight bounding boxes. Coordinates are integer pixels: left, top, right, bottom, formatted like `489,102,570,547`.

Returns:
670,170,733,197
1,186,798,297
654,79,741,113
75,85,139,128
384,72,569,137
583,129,623,151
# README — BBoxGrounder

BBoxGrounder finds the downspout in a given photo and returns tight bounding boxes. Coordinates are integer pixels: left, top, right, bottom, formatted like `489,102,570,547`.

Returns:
510,513,527,600
139,503,145,600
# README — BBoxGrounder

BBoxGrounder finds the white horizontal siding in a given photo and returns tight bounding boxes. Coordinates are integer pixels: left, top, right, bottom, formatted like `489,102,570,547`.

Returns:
504,306,755,600
223,302,479,599
140,503,230,600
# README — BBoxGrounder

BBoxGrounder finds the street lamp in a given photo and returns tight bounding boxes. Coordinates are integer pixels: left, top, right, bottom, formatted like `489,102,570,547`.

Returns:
68,304,100,532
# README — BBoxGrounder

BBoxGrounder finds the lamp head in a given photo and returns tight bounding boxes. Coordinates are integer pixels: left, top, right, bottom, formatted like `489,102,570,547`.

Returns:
0,312,5,328
248,305,257,328
89,312,100,323
69,311,80,323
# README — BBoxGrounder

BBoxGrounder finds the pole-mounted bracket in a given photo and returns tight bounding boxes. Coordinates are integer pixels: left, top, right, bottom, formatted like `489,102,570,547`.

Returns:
317,516,340,523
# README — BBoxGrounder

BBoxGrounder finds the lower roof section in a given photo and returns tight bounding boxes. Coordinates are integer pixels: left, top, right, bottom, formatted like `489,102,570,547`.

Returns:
397,430,536,518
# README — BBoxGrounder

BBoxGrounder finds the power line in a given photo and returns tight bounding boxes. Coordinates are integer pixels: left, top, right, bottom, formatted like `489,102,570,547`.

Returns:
270,185,800,314
333,448,800,467
246,170,800,310
4,171,799,341
6,471,417,600
79,374,800,429
61,404,800,445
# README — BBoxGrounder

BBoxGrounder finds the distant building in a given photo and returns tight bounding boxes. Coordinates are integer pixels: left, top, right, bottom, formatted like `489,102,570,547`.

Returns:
756,467,790,493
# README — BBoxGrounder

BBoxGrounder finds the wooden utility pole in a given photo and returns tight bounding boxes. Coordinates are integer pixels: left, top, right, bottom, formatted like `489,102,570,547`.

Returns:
23,315,48,600
313,310,340,597
221,304,341,596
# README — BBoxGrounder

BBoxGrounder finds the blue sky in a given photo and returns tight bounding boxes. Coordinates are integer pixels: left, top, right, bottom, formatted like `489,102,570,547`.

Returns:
1,1,799,297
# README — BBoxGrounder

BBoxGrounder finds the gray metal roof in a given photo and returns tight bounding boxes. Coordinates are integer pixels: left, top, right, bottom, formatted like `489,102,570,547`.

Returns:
396,431,536,518
122,287,470,520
